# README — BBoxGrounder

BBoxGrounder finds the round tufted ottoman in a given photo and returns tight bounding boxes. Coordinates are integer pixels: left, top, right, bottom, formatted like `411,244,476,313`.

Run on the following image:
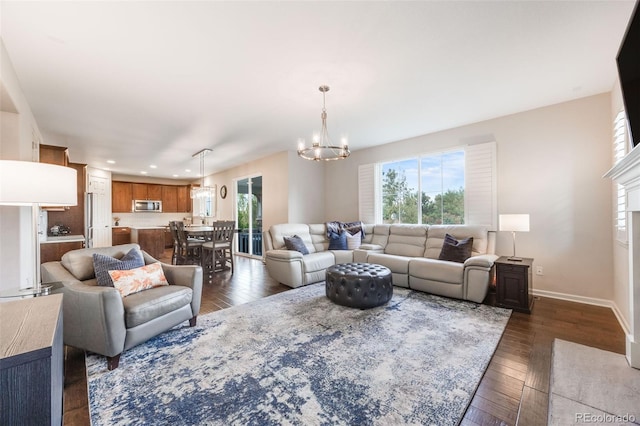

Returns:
325,263,393,309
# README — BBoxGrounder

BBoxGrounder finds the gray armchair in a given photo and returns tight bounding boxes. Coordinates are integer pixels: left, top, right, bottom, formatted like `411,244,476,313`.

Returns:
41,244,202,370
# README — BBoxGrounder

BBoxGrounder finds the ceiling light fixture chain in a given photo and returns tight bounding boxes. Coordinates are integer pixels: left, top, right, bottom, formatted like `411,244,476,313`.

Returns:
190,148,215,200
297,85,350,161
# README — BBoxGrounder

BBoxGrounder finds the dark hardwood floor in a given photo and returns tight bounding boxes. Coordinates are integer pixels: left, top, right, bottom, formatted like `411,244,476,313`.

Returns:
62,250,626,425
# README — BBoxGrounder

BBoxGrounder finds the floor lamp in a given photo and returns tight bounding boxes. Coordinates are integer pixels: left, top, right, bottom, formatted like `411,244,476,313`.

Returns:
499,214,530,261
0,160,77,294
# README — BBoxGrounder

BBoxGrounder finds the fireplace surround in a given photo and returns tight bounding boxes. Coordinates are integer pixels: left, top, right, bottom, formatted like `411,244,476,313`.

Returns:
606,145,640,369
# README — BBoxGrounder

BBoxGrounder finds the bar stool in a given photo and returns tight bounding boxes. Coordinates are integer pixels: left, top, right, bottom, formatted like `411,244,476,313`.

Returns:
202,221,235,275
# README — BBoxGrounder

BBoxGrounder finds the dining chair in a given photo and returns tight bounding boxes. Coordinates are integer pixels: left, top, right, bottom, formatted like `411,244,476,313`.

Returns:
202,221,235,275
168,221,183,265
175,221,204,265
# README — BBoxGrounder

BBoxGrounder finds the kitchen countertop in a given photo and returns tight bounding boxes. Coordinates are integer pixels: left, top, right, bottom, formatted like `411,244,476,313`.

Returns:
41,235,85,244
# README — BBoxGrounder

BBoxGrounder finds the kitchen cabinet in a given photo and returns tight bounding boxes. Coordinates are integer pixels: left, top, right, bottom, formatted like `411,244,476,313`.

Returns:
131,228,165,259
1,294,63,426
39,144,69,167
164,227,173,248
162,185,178,212
112,182,132,213
47,162,86,224
177,185,191,213
132,183,162,200
40,240,84,263
112,227,131,246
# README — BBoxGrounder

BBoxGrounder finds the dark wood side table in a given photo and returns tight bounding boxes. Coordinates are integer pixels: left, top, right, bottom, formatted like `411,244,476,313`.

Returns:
495,256,534,313
0,293,64,425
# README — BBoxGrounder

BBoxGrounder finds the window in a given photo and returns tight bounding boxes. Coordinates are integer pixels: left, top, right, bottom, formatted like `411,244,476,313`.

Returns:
380,151,464,225
359,141,496,228
614,110,628,241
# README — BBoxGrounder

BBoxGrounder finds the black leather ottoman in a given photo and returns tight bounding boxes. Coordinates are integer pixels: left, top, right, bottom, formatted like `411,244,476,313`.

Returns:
325,263,393,309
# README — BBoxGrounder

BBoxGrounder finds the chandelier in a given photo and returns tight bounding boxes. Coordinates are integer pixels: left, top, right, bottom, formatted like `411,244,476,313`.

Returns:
297,85,350,161
190,148,215,199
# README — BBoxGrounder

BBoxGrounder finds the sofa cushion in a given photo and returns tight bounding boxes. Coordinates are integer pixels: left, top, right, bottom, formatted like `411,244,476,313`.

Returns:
438,234,474,263
409,258,464,284
367,253,410,274
269,224,316,254
328,231,348,250
122,285,192,328
425,225,489,259
384,225,427,257
302,251,335,273
109,262,169,297
93,247,145,286
61,243,141,281
284,235,310,255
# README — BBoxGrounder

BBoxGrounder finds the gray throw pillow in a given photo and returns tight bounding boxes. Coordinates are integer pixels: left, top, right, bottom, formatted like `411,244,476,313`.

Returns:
93,247,145,286
284,235,309,255
438,234,474,263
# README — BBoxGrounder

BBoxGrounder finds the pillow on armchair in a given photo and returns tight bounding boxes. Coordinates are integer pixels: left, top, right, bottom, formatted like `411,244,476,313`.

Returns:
93,247,145,286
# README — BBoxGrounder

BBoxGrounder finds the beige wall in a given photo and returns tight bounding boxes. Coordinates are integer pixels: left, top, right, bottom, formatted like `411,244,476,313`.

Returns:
287,151,325,224
325,94,614,301
204,151,289,233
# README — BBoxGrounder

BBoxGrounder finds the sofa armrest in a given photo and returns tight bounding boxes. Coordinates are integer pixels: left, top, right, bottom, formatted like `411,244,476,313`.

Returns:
464,254,498,269
265,249,304,260
51,281,127,357
161,263,203,317
41,261,82,285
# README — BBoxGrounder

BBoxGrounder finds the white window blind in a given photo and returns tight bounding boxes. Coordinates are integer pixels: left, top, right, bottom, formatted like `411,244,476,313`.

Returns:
358,163,379,224
464,141,498,230
614,110,627,241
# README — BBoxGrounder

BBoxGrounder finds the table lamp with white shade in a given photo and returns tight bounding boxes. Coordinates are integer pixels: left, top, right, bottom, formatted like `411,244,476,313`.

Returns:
0,160,77,294
499,214,530,261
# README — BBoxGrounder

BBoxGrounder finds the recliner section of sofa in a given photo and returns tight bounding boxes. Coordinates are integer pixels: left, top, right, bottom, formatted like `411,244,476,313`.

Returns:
264,223,497,303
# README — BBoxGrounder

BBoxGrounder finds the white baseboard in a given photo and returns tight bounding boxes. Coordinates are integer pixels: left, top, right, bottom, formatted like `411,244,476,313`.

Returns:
532,288,631,336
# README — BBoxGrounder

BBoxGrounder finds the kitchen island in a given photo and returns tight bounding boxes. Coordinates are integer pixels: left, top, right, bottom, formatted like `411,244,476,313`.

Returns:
130,227,166,259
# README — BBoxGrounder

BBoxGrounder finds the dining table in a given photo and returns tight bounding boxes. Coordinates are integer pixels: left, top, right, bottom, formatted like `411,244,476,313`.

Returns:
185,226,214,240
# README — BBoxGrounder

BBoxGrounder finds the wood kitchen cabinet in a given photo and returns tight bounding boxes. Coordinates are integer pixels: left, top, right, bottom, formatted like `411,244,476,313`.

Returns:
1,294,63,426
40,241,84,263
39,144,69,167
162,185,178,212
112,227,131,246
177,185,191,213
132,183,162,200
112,181,133,213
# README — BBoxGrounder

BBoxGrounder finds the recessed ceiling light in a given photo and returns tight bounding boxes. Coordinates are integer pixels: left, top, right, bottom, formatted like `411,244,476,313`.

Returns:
149,165,157,169
185,169,191,173
106,160,116,164
172,174,179,178
140,171,147,175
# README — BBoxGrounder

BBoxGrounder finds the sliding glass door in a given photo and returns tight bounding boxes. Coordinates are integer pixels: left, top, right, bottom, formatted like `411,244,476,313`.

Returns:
236,175,262,258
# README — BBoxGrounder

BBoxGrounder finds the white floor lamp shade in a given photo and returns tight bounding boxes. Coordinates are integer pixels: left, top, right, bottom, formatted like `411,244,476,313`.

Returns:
499,214,530,261
0,160,77,291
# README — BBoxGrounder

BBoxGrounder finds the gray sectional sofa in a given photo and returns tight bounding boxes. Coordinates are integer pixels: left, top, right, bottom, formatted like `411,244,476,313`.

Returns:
263,223,497,303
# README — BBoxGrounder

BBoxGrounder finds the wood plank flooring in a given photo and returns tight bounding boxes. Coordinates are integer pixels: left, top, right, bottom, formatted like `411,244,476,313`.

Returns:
62,252,626,425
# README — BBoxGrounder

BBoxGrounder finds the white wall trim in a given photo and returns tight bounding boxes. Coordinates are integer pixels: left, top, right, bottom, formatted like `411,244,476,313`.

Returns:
532,288,631,336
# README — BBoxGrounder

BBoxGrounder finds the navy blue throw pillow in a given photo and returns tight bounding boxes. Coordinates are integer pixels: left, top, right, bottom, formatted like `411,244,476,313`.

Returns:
93,248,145,286
283,235,309,255
438,234,474,263
328,231,348,250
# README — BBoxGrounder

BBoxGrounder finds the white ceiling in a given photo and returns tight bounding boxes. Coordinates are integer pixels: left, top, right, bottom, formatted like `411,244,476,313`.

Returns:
1,1,636,179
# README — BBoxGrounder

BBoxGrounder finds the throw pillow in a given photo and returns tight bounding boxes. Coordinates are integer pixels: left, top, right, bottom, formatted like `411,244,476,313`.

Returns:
438,234,474,263
108,262,169,297
346,231,362,250
93,248,145,287
328,231,348,250
283,235,309,255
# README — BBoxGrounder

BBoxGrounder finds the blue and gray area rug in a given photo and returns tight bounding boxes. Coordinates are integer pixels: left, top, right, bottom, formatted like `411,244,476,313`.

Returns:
87,284,511,425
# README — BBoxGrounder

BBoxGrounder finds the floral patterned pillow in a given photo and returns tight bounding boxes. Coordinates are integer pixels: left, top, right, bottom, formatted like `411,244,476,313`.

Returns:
108,262,169,297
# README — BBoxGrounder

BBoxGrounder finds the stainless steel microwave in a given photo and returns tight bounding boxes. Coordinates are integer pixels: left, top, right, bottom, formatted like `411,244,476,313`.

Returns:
133,200,162,212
